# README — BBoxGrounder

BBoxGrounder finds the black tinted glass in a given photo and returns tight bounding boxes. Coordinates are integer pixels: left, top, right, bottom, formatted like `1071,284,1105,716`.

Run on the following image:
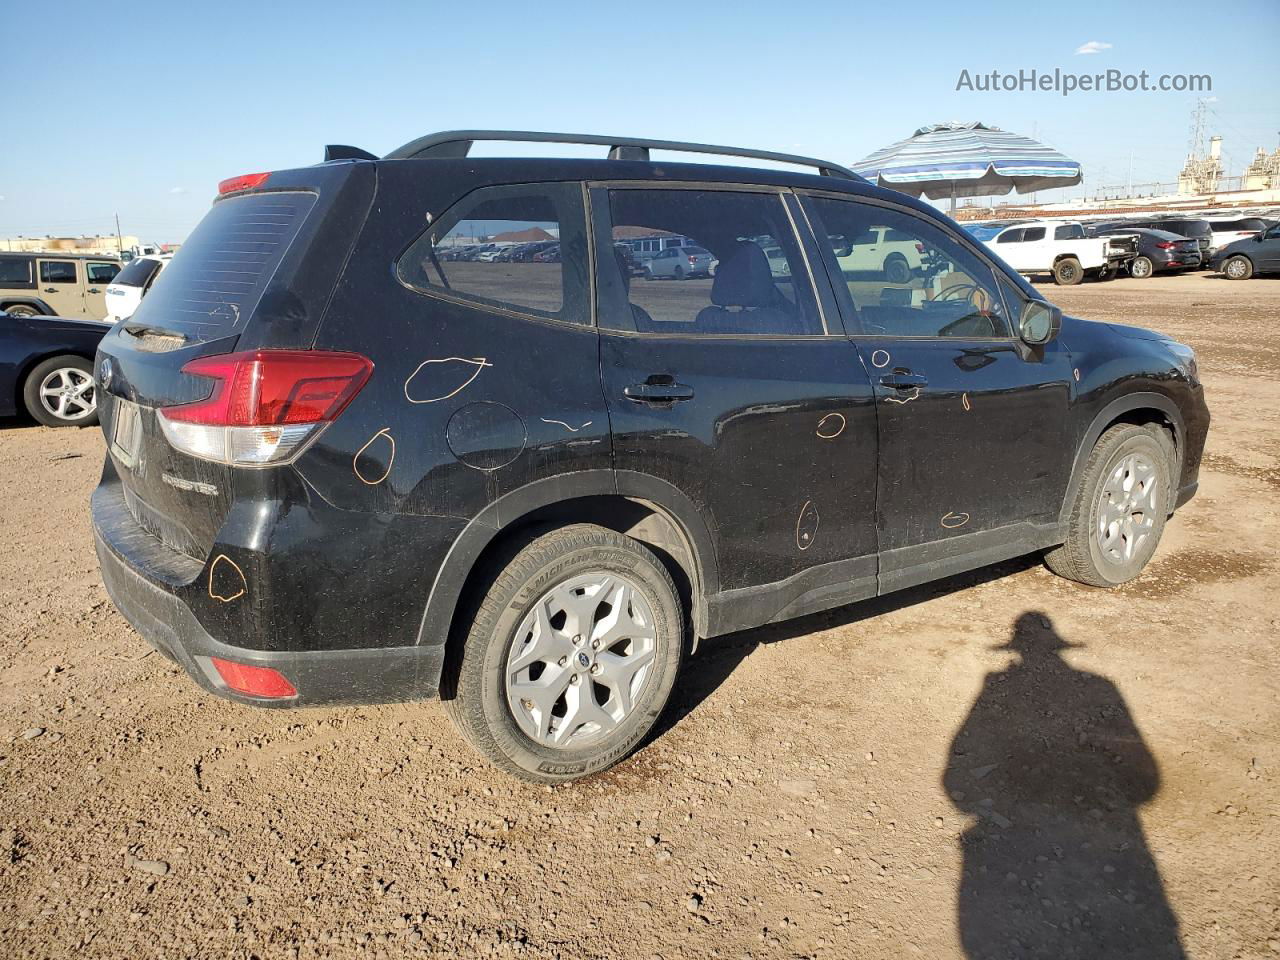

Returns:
40,261,77,284
132,192,317,337
113,257,162,288
0,258,32,285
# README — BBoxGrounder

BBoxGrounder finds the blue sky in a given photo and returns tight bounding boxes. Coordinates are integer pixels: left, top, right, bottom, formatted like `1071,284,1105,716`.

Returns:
3,0,1276,243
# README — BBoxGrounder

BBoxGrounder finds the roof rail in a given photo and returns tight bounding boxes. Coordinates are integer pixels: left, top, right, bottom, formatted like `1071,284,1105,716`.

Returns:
382,130,864,181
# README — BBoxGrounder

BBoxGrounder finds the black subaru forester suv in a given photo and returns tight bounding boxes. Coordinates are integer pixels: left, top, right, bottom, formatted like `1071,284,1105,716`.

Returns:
92,131,1208,783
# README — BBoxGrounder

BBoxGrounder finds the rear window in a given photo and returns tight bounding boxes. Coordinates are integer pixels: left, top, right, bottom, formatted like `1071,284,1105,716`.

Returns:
0,257,33,287
130,191,317,337
112,257,162,288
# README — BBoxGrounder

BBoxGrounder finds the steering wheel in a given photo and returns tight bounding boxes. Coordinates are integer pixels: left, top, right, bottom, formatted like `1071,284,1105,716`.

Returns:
935,282,993,312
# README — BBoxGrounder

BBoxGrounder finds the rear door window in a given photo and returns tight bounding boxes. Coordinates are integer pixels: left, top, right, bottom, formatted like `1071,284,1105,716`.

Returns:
597,188,824,336
1022,227,1046,242
398,182,589,325
40,261,78,284
130,191,318,338
996,228,1024,243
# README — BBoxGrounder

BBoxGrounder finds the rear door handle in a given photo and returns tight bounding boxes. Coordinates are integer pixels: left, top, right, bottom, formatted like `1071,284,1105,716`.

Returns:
44,287,57,293
624,381,695,403
879,373,928,390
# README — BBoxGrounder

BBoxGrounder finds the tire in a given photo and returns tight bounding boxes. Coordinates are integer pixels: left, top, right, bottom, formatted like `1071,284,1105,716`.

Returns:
23,354,99,427
444,524,685,783
643,267,655,281
673,266,684,281
1052,257,1084,285
883,255,911,285
1129,256,1154,279
4,303,41,317
1223,255,1253,280
1043,424,1173,587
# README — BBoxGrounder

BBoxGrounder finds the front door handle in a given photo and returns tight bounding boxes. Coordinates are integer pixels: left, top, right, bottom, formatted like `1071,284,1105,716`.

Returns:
879,373,928,390
44,287,57,293
624,381,695,403
88,287,100,294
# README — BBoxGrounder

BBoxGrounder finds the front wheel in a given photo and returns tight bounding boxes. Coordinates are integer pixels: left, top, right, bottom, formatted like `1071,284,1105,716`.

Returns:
1044,424,1173,586
1223,255,1253,280
1052,257,1084,285
445,524,685,783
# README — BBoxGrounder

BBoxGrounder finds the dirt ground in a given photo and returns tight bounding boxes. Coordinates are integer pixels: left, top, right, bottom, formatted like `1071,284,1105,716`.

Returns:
2,272,1278,960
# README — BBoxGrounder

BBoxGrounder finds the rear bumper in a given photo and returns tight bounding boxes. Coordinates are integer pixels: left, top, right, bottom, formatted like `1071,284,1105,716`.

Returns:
92,489,444,708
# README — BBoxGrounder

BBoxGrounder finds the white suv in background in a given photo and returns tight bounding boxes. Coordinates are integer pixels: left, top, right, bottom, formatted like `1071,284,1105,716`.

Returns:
103,254,170,323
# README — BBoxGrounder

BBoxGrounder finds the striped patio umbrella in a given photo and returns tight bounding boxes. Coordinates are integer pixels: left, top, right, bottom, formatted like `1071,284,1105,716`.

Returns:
852,122,1082,213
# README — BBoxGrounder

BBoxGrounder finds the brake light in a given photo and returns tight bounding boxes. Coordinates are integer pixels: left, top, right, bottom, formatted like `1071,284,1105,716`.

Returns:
915,243,926,254
1155,241,1176,250
218,172,271,195
210,658,297,698
688,254,698,264
157,350,372,465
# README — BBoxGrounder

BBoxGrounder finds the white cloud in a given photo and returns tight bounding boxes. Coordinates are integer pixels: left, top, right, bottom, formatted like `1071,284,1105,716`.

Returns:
169,186,187,195
1075,40,1113,55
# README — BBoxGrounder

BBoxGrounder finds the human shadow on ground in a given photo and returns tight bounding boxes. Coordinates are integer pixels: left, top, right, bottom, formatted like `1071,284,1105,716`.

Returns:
944,611,1186,959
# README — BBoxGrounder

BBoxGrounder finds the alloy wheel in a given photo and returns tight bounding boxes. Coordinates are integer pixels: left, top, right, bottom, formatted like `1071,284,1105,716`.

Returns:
505,572,657,749
38,367,96,422
1095,452,1159,566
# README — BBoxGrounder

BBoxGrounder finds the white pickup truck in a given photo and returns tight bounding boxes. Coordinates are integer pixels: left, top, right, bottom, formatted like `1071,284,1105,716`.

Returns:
965,219,1137,285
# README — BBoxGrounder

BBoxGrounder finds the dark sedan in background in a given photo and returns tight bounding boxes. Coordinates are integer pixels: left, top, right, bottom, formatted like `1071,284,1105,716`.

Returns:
1,310,110,426
1211,222,1280,280
1089,227,1202,278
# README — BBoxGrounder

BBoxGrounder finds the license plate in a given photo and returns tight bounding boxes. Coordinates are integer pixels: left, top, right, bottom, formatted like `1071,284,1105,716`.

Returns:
110,399,143,468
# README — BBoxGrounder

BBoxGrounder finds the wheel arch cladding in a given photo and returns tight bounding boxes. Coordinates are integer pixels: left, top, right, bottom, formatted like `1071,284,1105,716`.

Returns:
1059,392,1184,525
415,470,720,671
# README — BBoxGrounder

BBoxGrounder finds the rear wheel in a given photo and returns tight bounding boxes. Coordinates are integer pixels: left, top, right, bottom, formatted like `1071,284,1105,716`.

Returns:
1044,424,1172,586
1223,255,1253,280
445,524,685,783
1129,256,1154,279
1052,257,1084,285
23,355,98,427
673,266,685,281
884,255,911,285
4,303,41,317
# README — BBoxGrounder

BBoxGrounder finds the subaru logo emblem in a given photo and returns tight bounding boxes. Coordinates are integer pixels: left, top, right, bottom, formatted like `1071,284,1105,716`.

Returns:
576,652,590,669
99,357,114,390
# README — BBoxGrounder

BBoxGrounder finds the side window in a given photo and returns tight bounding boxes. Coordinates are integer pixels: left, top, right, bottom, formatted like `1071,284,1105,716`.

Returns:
397,182,589,325
806,196,1012,339
599,189,824,336
0,257,34,287
1054,224,1084,241
1022,227,1046,242
40,261,78,284
87,262,120,284
996,228,1023,244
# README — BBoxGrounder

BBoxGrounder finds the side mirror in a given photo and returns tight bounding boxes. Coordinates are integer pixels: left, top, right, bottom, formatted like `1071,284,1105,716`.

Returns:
1019,300,1061,346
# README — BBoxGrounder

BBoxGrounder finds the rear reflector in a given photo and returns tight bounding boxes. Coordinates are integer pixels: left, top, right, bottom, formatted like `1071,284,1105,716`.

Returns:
210,658,297,698
218,172,271,195
157,350,373,465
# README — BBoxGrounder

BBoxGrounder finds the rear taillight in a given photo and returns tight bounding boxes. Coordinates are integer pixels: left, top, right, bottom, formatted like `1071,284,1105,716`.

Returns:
217,172,271,195
915,243,926,254
157,350,373,465
688,255,698,264
210,658,297,698
1155,241,1176,250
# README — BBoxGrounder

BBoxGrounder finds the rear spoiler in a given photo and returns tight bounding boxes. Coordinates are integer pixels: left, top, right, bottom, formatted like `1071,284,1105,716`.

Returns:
324,145,378,162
